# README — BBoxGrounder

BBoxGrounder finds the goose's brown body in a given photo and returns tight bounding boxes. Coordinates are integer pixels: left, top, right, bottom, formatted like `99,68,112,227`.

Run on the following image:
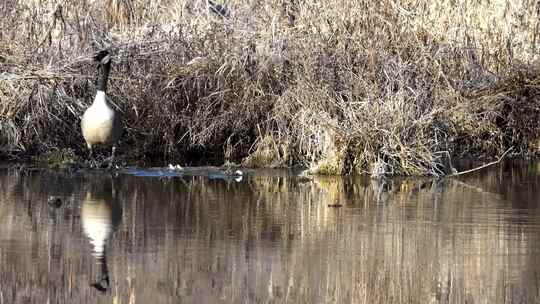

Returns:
81,91,122,150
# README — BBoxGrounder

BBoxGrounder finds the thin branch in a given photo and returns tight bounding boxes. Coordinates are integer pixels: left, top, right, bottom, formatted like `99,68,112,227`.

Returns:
450,146,513,177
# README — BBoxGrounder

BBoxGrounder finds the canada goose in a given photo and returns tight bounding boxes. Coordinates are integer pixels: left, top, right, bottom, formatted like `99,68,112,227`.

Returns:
82,192,113,292
81,50,122,166
81,176,122,293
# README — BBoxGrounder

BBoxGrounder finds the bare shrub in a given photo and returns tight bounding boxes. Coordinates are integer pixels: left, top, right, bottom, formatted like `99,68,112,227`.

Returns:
1,0,539,175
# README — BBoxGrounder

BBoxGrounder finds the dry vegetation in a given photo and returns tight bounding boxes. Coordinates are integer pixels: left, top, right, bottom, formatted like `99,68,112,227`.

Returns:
1,0,540,175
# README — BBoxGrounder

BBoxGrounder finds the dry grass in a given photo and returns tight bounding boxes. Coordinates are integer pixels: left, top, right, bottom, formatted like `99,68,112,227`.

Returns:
1,0,540,175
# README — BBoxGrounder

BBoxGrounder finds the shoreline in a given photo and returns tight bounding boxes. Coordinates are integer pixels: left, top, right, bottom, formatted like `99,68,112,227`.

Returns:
0,153,536,178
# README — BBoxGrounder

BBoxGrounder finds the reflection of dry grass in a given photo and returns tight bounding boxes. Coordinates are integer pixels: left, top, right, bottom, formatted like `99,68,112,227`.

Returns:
1,1,540,174
0,168,539,302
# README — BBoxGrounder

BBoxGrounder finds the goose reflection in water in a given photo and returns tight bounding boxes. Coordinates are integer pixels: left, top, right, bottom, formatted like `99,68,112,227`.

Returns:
81,176,122,293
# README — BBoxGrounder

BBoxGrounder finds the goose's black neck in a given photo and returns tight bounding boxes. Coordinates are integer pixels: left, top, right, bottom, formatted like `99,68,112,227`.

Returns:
96,60,111,92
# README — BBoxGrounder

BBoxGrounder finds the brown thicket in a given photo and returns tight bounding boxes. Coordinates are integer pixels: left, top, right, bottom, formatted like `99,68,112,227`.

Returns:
1,0,539,175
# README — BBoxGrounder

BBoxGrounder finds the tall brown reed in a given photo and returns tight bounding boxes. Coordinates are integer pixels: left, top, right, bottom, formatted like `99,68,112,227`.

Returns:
1,0,539,175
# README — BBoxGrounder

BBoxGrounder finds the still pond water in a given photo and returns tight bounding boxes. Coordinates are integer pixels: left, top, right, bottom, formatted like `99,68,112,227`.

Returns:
0,162,539,304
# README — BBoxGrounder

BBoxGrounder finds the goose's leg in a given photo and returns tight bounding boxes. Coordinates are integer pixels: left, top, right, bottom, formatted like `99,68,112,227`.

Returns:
107,146,116,169
87,145,97,168
91,253,110,293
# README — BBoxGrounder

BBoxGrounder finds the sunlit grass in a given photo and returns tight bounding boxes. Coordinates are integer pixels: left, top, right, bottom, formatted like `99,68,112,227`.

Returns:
1,0,539,175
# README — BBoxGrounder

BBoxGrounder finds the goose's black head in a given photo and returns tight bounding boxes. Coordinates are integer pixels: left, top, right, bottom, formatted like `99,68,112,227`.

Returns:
93,50,111,65
94,50,112,92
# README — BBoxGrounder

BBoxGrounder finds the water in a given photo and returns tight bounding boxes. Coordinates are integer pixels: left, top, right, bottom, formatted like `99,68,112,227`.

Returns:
0,162,539,304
